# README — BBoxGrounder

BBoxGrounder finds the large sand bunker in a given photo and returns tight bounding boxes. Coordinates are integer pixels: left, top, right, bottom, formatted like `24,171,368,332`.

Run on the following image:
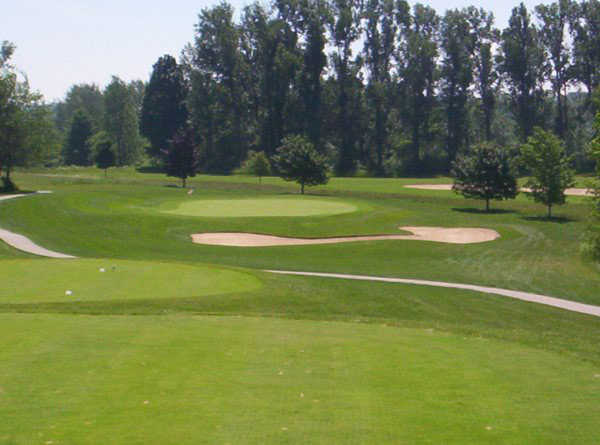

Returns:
404,184,592,196
191,226,500,247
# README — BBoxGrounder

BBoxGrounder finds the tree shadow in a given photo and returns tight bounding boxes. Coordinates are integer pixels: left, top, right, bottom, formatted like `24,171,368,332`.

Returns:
521,215,576,224
452,207,517,215
136,165,164,174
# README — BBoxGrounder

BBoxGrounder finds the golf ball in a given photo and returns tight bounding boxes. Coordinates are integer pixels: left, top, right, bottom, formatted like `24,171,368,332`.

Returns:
99,268,105,272
65,290,72,296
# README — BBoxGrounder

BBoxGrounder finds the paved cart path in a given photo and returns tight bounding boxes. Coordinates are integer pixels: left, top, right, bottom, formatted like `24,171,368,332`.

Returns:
267,270,600,318
0,192,76,258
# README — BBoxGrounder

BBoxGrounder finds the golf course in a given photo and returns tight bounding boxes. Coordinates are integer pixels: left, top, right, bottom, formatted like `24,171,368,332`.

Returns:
1,168,599,444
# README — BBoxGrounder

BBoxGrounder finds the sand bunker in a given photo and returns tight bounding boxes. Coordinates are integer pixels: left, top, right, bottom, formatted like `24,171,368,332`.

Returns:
404,184,592,196
191,226,499,247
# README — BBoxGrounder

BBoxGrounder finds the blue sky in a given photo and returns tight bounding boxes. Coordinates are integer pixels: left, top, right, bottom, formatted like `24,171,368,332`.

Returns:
5,0,550,102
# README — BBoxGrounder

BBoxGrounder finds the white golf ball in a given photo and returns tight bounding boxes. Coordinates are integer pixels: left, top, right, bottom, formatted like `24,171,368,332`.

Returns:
65,290,72,296
99,268,105,273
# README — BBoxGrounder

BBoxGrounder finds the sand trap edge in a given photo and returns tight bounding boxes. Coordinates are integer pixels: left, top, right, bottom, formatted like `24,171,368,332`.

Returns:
191,226,500,247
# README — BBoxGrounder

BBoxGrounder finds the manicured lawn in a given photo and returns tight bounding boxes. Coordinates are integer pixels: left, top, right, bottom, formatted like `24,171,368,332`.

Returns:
1,167,599,443
2,314,599,445
0,259,260,303
163,196,357,217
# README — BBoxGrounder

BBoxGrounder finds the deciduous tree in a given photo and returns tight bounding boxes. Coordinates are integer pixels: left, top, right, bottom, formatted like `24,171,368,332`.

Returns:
520,127,575,217
451,142,518,211
273,134,328,194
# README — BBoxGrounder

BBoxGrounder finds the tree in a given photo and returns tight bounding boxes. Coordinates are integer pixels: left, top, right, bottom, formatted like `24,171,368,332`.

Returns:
451,142,518,211
536,0,572,140
363,0,399,175
328,0,363,175
396,3,440,174
245,150,271,183
141,55,188,162
569,0,600,101
164,124,200,188
582,106,600,259
64,110,93,165
103,76,143,166
0,42,58,187
469,8,499,142
93,133,116,177
440,9,476,166
499,3,548,142
273,134,328,194
53,83,104,135
520,127,575,217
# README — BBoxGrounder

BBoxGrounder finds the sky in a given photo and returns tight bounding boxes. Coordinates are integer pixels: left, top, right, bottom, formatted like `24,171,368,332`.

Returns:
4,0,552,102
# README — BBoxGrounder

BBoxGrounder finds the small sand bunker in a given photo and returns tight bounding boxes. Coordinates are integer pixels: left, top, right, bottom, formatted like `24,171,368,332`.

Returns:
191,226,499,247
404,184,592,196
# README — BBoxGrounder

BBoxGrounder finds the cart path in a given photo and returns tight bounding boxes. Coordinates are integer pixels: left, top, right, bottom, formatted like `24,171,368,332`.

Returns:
266,270,600,318
404,184,592,196
0,192,76,258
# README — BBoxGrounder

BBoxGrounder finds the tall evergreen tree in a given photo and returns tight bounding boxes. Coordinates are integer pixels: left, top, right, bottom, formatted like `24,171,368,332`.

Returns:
141,55,188,162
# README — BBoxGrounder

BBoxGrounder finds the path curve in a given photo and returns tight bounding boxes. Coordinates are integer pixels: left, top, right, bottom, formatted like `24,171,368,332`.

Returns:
0,192,77,258
266,270,600,318
191,226,499,247
404,184,592,196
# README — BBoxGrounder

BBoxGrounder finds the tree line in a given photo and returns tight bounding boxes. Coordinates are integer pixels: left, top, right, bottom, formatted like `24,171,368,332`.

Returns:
141,0,598,177
2,0,600,182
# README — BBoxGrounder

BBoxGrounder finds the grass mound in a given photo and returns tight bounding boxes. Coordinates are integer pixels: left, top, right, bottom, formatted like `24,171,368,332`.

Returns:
163,196,357,217
0,259,261,303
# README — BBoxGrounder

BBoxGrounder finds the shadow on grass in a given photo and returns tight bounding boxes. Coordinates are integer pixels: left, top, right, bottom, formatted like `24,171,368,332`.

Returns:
521,215,576,224
136,165,165,174
452,207,517,215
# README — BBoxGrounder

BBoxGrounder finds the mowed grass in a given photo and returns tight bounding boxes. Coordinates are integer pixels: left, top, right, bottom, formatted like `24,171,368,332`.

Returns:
3,170,599,304
1,168,600,443
2,314,600,445
0,259,260,303
163,196,357,217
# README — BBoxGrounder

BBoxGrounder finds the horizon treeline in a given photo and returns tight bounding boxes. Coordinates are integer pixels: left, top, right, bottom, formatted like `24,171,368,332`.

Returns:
54,0,600,176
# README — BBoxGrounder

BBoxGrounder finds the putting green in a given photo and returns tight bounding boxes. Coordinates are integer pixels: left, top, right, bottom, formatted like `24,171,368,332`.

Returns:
163,197,357,217
2,314,599,444
0,259,261,303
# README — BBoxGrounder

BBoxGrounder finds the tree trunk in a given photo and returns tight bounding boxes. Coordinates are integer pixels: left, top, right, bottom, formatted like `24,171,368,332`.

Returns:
301,182,305,195
547,204,552,219
486,198,490,212
182,177,186,188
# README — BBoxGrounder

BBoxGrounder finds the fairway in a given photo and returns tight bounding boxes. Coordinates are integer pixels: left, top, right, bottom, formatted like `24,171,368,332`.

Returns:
0,259,261,303
1,169,600,444
2,314,599,444
163,197,358,217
